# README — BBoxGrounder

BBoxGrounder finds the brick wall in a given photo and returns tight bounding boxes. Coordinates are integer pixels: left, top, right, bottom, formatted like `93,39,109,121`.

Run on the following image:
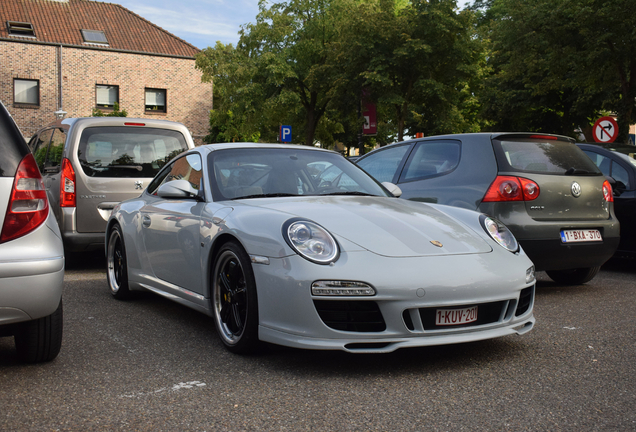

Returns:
1,41,212,144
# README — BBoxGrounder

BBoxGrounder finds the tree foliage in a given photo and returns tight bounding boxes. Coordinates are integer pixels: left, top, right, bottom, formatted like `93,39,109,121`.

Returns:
478,0,636,142
196,0,482,151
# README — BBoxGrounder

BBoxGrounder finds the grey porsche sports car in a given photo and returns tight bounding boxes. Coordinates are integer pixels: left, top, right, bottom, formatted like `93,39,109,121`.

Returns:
106,143,536,354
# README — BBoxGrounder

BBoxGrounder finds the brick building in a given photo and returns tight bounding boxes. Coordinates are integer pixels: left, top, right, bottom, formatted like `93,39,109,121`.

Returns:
0,0,212,143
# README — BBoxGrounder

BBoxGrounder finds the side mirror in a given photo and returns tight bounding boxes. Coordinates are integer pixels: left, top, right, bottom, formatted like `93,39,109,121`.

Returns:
157,179,203,201
381,182,403,198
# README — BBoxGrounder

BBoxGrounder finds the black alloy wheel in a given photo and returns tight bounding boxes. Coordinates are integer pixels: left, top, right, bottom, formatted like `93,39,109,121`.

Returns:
107,224,131,299
212,241,259,354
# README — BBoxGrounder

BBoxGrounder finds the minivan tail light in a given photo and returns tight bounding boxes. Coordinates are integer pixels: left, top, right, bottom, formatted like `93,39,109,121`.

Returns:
483,176,540,202
1,153,49,243
60,157,76,207
602,180,614,202
124,122,145,126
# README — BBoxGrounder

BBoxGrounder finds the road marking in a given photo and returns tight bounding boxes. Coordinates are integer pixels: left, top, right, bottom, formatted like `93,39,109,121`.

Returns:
120,381,207,398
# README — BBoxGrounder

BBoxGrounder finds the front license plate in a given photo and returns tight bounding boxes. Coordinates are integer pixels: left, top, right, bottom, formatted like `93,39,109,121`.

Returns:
560,229,602,243
435,306,478,326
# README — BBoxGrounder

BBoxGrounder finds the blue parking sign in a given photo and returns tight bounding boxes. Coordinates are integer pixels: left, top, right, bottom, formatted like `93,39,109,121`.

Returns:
280,125,292,143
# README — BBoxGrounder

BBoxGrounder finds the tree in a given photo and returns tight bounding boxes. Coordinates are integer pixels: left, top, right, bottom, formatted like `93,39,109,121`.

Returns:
478,0,636,142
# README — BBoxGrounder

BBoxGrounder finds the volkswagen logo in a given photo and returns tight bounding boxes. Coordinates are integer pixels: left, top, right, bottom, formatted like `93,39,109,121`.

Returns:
135,181,144,190
571,181,582,197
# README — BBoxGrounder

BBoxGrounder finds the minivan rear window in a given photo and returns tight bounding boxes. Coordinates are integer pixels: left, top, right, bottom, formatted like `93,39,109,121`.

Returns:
77,126,188,178
493,138,600,175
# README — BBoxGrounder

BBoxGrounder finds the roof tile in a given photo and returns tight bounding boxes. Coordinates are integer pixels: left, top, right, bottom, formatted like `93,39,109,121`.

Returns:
0,0,200,57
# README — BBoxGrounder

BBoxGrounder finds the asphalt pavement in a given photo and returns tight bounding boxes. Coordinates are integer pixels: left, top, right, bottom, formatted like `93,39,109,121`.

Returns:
1,252,635,431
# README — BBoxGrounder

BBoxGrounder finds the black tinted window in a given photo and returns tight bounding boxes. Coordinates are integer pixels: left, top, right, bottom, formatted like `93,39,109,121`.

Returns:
77,126,188,178
494,138,600,175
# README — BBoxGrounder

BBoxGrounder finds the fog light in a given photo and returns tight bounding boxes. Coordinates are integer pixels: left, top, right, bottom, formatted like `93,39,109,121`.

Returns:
526,266,535,284
311,281,376,296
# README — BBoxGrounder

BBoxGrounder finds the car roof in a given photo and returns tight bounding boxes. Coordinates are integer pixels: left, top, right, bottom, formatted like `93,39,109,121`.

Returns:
35,117,189,132
200,142,338,154
358,132,575,157
577,142,636,154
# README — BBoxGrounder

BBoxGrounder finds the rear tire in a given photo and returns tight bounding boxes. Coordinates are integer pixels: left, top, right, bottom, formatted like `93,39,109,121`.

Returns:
107,224,131,299
211,241,259,354
14,300,63,363
546,266,601,285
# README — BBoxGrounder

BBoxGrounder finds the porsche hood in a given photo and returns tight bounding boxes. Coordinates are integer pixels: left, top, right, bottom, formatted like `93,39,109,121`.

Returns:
243,197,493,258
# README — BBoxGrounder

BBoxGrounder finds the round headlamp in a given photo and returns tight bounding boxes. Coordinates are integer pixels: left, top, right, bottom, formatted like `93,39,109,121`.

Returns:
283,219,340,264
480,215,519,253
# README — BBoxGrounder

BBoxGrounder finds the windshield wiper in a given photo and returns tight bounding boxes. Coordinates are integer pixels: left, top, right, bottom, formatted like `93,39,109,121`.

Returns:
231,193,298,200
318,191,376,197
111,165,143,171
564,167,595,175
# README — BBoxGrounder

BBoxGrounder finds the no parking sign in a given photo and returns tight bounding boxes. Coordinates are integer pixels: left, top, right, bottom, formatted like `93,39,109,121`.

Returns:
593,116,619,143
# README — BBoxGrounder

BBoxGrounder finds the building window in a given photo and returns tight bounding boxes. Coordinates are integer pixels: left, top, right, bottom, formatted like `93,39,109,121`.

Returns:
145,88,167,113
96,84,119,109
81,29,108,44
14,79,39,106
7,21,35,37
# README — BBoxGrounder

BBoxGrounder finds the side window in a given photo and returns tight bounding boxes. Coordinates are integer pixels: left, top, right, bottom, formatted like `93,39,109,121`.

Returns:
45,128,67,169
31,129,54,172
357,144,411,183
582,151,611,176
610,162,630,190
151,153,203,195
401,141,461,182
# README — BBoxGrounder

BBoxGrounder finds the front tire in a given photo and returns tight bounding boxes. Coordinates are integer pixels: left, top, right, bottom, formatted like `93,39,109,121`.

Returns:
546,266,601,285
107,224,131,299
212,241,259,354
14,299,63,363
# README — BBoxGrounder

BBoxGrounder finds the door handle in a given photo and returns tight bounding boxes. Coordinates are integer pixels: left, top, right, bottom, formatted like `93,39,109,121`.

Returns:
142,215,151,227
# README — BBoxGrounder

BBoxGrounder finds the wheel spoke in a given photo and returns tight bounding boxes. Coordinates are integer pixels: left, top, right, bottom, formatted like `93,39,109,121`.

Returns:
231,303,244,332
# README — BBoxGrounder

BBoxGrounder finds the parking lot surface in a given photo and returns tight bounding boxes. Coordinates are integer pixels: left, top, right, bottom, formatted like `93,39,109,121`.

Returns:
1,253,635,431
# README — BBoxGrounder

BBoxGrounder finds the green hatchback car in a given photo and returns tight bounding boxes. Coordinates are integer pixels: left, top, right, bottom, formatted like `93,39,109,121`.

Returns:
357,133,620,285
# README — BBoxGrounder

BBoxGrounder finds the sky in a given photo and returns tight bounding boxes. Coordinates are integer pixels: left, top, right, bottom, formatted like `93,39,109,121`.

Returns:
106,0,473,50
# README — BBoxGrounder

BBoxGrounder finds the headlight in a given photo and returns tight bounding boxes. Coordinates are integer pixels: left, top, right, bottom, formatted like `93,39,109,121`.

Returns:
479,215,519,253
283,219,340,264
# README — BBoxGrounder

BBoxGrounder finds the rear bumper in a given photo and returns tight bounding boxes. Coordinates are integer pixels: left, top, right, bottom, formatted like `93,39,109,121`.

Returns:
59,207,105,252
479,202,620,271
519,236,620,271
61,231,105,252
0,213,65,326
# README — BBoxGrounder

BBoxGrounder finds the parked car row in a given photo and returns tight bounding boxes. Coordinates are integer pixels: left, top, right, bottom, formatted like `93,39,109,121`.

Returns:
1,100,628,359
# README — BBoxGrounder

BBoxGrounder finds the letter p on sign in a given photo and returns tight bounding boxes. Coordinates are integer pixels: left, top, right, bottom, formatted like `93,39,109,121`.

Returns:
280,125,292,143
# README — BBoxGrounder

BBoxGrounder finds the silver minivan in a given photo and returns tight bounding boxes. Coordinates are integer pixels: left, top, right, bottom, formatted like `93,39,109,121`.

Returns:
28,117,196,252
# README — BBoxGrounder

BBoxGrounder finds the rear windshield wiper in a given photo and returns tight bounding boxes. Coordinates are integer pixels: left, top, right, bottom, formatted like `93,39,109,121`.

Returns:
111,165,143,171
564,167,596,175
231,193,298,200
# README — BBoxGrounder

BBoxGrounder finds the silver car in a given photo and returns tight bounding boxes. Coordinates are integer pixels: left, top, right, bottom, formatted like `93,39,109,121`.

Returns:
106,143,536,354
28,117,195,252
0,102,64,363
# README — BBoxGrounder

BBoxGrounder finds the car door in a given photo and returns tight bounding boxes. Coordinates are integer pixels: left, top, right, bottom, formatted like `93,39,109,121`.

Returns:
140,153,206,295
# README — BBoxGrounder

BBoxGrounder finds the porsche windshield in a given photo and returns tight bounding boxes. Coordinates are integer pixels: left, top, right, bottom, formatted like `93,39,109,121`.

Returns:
209,148,390,200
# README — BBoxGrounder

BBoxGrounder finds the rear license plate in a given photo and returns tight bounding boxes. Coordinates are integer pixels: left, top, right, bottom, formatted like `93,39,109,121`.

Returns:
435,306,478,326
560,229,602,243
